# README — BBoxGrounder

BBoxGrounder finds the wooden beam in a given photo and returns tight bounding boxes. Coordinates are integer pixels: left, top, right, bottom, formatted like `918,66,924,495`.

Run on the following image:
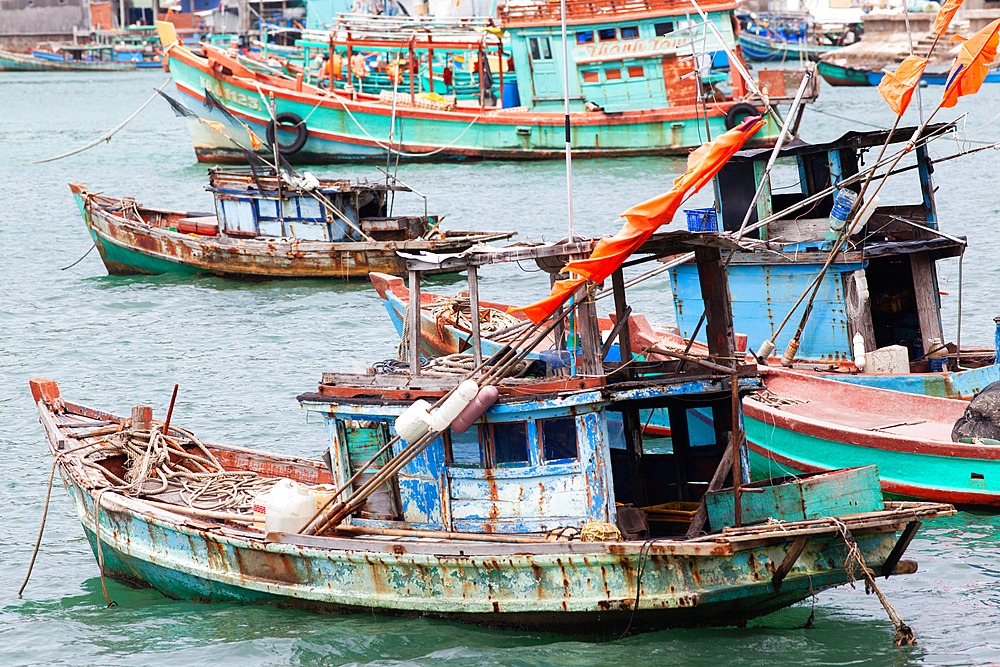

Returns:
408,270,421,375
881,520,921,579
772,534,810,591
910,252,944,353
611,268,632,372
694,245,737,365
468,265,483,367
685,434,733,537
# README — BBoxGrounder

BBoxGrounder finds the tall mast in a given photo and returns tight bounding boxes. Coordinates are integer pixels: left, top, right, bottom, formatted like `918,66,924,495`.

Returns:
560,0,574,238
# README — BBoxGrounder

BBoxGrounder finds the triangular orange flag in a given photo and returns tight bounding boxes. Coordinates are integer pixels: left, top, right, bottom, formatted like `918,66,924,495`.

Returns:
934,0,964,36
511,116,767,323
942,18,1000,108
877,56,929,116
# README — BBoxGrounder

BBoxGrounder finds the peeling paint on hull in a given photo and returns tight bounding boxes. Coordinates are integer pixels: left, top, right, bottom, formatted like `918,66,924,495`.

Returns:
62,468,905,633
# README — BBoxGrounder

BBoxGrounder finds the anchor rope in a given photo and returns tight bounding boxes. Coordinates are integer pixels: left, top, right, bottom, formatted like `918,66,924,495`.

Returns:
833,518,915,646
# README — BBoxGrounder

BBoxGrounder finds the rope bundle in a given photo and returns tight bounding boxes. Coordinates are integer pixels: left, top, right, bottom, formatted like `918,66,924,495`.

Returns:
429,297,522,337
85,424,277,513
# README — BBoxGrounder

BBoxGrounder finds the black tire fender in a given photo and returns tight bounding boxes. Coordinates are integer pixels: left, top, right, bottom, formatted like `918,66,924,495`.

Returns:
724,102,761,130
265,112,308,155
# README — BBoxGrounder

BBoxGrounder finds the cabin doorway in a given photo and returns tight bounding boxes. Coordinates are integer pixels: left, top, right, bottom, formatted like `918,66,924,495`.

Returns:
608,395,732,537
854,251,942,361
526,35,562,101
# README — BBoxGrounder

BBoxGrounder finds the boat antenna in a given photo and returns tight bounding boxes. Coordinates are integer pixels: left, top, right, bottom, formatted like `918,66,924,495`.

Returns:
560,0,574,238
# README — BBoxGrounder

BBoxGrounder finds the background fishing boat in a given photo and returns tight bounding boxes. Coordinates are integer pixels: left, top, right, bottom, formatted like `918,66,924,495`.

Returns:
154,0,795,163
666,124,999,399
70,168,514,280
0,44,144,72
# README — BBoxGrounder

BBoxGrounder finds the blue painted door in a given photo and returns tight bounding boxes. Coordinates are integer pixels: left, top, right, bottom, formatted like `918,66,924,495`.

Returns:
526,36,562,102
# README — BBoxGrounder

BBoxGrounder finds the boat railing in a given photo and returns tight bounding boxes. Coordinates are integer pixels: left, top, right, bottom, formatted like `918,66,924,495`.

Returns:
499,0,737,24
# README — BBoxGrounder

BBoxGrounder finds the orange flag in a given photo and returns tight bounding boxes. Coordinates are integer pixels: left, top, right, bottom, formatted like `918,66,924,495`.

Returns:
933,0,963,36
877,56,929,116
942,18,1000,108
511,116,767,323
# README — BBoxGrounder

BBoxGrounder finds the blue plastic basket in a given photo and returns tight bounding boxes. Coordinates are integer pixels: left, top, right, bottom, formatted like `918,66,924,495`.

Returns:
684,208,718,232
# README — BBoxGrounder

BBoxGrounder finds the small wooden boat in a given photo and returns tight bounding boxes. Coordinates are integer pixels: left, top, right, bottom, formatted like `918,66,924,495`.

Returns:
739,31,838,62
817,59,873,86
69,169,514,280
29,233,953,631
743,367,1000,509
0,44,154,72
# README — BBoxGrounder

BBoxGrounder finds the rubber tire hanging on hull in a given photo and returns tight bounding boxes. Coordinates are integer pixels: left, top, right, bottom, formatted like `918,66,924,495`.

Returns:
266,112,308,155
724,102,761,130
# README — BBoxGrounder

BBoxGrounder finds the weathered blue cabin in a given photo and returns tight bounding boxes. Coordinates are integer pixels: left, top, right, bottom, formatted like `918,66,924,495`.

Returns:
669,124,974,369
300,233,763,536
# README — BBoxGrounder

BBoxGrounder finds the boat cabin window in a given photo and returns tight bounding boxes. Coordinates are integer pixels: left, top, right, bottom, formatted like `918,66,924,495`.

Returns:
605,68,622,80
491,422,530,466
627,65,644,78
448,427,482,466
539,417,578,462
621,26,639,39
576,30,594,44
446,421,531,468
529,37,552,60
654,22,674,36
598,28,617,41
582,70,599,83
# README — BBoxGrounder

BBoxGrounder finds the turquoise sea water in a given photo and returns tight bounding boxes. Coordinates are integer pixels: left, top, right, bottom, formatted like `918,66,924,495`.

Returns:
2,69,1000,666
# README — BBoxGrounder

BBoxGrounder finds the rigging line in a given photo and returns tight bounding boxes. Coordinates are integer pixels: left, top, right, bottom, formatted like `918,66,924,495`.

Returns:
25,78,172,164
804,105,886,129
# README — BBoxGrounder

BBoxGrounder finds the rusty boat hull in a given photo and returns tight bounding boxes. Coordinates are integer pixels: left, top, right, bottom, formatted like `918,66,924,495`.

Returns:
32,378,954,633
70,183,514,280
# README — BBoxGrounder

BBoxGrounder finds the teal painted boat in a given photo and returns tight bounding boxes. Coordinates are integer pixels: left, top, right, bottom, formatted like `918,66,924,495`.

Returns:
28,233,953,631
743,367,1000,509
817,59,872,86
155,0,783,164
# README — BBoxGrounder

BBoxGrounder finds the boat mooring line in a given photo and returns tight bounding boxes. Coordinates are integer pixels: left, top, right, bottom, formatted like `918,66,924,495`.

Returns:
17,457,57,596
25,78,172,165
60,243,96,271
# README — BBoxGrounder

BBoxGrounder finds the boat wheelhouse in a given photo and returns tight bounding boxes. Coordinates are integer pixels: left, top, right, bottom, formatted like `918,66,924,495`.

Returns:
666,124,999,396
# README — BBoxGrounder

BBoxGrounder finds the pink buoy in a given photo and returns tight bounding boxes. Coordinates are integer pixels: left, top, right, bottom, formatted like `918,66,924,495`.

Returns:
451,385,499,433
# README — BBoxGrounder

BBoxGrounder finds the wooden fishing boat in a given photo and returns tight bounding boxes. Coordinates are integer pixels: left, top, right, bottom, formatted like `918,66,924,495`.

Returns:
153,0,791,164
743,367,1000,509
0,44,159,72
816,59,875,86
665,124,999,399
739,31,838,62
69,168,514,280
29,233,953,632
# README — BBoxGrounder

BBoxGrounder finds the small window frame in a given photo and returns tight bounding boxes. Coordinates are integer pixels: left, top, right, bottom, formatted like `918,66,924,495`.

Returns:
620,26,639,39
598,27,617,42
538,417,579,463
654,21,674,36
576,30,594,44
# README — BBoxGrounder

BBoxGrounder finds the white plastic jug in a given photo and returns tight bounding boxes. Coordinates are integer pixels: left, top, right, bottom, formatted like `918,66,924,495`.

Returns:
264,479,316,534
